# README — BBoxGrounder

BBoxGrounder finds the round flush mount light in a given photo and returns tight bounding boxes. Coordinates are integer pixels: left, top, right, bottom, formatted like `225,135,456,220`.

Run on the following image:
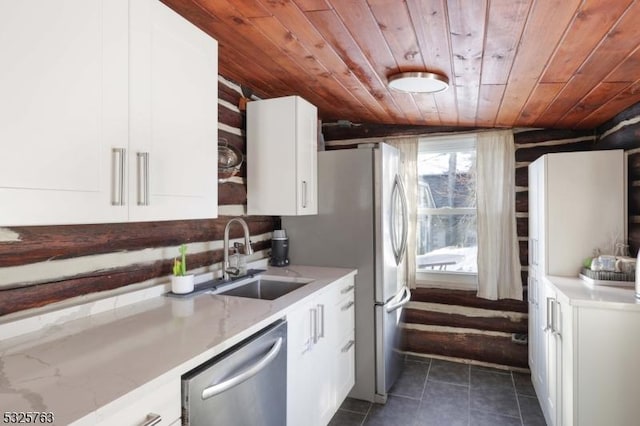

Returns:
388,71,449,94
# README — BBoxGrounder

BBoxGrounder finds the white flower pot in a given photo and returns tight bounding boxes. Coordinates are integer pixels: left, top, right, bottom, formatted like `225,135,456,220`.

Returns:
171,274,195,294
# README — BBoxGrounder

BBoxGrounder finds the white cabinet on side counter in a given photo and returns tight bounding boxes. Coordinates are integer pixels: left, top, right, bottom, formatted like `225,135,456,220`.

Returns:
247,96,318,216
527,150,626,426
0,0,218,226
287,275,355,426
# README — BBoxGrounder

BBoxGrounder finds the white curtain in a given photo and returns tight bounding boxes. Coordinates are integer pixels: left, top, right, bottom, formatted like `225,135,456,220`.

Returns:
476,130,523,300
387,138,418,289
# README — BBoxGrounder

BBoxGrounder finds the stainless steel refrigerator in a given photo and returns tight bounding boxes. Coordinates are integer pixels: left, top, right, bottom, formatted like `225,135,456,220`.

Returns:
282,143,410,403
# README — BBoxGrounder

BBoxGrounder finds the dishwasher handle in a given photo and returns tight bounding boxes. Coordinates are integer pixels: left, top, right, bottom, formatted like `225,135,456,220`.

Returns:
201,337,284,400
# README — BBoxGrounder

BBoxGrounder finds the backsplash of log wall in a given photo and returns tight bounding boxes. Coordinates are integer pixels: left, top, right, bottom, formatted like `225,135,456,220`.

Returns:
0,75,278,320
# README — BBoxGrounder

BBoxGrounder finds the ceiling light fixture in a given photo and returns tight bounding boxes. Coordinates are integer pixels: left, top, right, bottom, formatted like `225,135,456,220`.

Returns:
388,71,449,94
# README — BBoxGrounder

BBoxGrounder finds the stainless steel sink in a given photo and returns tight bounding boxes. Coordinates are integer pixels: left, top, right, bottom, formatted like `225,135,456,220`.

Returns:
212,276,313,300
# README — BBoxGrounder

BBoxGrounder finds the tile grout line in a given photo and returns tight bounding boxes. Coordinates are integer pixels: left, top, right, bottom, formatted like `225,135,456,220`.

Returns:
511,372,525,426
467,363,471,426
414,358,432,426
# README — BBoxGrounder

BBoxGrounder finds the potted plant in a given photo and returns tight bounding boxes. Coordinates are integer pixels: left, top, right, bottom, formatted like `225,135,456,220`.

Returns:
171,244,194,294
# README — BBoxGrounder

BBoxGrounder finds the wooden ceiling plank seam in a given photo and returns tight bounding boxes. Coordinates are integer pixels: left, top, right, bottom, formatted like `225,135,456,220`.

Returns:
412,94,443,126
576,80,640,129
406,0,458,125
253,0,397,122
480,0,533,86
195,0,363,120
540,0,635,84
536,1,640,127
330,0,416,123
248,15,382,122
494,0,583,126
517,82,565,128
476,84,506,128
305,9,405,122
446,0,487,125
605,44,640,83
554,81,631,128
293,0,333,12
366,0,430,123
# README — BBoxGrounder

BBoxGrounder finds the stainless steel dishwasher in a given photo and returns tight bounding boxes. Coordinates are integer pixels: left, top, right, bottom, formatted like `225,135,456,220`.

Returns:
181,319,287,426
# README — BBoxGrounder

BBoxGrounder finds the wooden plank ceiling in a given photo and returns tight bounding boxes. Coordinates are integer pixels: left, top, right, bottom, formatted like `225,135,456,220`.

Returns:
163,0,640,130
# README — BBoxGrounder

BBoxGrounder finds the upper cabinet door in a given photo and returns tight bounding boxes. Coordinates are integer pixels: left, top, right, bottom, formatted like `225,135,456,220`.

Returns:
128,0,218,222
247,96,318,216
0,0,129,226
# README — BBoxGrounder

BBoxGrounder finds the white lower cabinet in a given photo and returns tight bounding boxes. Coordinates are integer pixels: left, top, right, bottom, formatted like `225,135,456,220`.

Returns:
92,379,180,426
287,276,356,426
537,278,640,426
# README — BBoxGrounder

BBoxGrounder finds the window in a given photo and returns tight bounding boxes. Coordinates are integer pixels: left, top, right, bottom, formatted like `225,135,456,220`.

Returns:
416,135,477,288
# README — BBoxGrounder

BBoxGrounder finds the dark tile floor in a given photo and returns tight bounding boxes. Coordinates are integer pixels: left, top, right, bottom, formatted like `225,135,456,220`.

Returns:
329,356,546,426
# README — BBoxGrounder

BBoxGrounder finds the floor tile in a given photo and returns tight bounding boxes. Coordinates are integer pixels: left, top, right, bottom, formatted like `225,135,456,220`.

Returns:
470,385,520,417
339,398,372,415
518,394,546,426
363,395,420,426
329,410,366,426
513,372,537,397
405,354,432,365
470,368,515,390
415,381,469,426
389,360,429,399
427,359,469,386
470,410,522,426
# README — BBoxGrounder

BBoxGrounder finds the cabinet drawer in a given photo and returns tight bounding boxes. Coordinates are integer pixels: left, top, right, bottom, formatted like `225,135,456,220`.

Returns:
335,294,355,342
95,379,180,426
335,333,356,407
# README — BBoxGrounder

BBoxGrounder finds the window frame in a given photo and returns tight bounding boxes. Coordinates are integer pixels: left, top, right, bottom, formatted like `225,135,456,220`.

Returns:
415,134,478,290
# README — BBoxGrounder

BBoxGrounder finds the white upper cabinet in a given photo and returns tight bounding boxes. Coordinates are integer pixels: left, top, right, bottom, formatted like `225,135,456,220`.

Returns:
0,0,218,226
247,96,318,216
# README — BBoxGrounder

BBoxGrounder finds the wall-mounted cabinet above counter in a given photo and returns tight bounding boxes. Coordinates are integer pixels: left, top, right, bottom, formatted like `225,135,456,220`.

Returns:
0,0,218,226
247,96,318,216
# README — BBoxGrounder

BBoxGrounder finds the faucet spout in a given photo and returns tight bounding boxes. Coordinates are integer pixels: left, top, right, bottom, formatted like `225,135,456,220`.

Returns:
223,218,253,280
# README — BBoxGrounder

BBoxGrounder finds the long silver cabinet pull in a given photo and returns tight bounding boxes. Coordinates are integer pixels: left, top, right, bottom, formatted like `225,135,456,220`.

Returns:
341,340,355,353
341,301,355,311
302,180,308,208
543,297,553,332
111,148,126,206
317,304,325,339
137,152,150,206
341,285,355,294
201,337,283,400
140,413,161,426
310,308,318,344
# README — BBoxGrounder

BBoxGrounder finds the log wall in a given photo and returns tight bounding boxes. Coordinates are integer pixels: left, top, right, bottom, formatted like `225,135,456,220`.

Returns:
0,75,279,319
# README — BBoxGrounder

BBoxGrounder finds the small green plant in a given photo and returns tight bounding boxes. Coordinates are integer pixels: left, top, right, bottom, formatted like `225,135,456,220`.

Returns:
172,244,188,276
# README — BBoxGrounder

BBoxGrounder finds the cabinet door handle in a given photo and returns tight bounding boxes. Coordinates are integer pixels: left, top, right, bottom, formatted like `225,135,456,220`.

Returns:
553,300,562,338
111,148,126,206
341,340,355,353
316,305,325,340
543,297,553,332
140,413,161,426
302,180,308,208
341,301,355,311
341,284,355,294
310,307,318,344
137,152,150,206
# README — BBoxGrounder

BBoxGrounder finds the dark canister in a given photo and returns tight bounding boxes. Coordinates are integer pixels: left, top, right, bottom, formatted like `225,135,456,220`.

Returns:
270,229,289,267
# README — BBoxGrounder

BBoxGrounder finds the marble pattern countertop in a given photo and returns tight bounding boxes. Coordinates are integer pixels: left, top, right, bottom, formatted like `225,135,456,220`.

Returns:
0,265,357,425
544,275,640,310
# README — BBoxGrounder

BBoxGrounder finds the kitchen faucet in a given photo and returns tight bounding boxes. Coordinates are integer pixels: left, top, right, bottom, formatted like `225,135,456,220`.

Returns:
223,217,253,280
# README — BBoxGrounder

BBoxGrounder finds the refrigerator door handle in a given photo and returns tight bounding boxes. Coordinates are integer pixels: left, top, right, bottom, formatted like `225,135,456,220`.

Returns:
390,174,408,266
385,286,411,313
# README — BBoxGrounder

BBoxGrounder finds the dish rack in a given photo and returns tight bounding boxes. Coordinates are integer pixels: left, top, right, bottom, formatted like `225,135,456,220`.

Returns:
579,267,634,288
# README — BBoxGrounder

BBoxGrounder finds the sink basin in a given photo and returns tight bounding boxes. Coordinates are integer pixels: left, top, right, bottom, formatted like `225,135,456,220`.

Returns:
213,276,313,300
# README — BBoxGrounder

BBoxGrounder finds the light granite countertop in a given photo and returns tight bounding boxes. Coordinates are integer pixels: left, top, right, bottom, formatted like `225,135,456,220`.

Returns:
0,265,357,425
544,275,640,310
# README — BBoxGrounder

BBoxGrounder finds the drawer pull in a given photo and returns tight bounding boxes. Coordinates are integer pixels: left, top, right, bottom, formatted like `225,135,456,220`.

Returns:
341,340,355,353
141,413,161,426
340,285,355,294
341,301,355,311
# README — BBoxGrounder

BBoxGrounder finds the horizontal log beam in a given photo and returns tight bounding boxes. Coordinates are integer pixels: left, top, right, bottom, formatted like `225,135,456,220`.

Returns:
219,182,247,205
401,327,528,369
0,239,272,316
515,191,528,213
515,140,595,163
402,308,527,334
517,217,528,237
321,123,478,141
410,288,527,313
218,79,242,106
219,102,243,129
628,152,640,180
513,129,593,145
0,216,277,268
